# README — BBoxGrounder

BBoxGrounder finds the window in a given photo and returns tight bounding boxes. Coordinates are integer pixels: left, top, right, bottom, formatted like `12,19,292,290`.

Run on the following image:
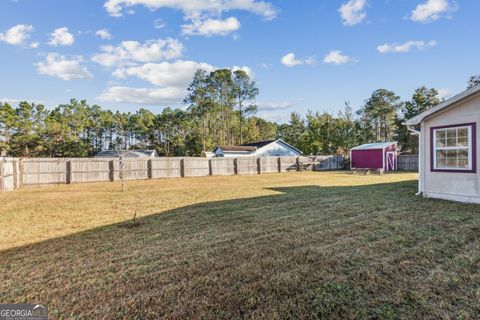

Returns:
431,123,476,172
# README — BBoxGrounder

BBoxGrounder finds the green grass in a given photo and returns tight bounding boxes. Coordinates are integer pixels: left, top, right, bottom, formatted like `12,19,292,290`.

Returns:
1,172,479,319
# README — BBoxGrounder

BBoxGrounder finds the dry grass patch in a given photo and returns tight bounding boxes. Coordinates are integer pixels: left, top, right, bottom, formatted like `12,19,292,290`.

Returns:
1,172,479,319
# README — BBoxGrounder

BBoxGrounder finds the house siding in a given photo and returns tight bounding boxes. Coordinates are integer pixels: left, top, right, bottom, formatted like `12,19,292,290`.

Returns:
254,141,301,157
420,92,480,203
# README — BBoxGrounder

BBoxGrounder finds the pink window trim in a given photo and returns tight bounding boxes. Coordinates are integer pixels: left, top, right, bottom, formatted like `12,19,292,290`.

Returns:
430,122,476,173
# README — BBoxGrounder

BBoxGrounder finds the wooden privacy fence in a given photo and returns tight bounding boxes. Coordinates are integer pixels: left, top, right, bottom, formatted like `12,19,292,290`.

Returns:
397,155,419,171
0,155,344,191
0,158,18,192
312,155,345,171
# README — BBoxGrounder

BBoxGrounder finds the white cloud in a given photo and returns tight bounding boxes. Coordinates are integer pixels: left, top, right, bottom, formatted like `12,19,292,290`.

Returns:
437,88,451,100
257,111,290,123
100,60,254,104
323,50,352,65
0,24,34,46
30,41,39,48
154,18,166,29
113,60,216,87
182,17,240,36
281,53,302,67
35,53,93,80
411,0,455,23
98,86,185,104
1,98,46,106
281,53,315,67
103,0,277,20
113,61,254,86
257,101,293,111
377,40,437,53
339,0,367,26
261,62,271,69
95,29,112,40
48,27,75,46
0,98,21,105
92,38,183,67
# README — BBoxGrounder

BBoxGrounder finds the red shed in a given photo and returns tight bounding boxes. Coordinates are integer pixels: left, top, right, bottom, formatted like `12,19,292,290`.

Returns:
350,142,397,171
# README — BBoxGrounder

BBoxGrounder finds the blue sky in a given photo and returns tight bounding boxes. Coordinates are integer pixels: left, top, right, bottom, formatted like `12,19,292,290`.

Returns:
0,0,479,122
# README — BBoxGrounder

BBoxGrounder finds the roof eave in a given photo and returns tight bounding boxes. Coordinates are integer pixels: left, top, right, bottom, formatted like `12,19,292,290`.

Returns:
406,85,480,125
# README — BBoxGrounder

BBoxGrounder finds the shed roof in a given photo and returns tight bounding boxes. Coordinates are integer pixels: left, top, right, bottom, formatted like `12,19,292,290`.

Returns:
351,142,396,151
406,85,480,126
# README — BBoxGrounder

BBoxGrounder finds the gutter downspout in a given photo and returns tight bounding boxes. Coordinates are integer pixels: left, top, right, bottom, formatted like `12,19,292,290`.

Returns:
407,125,422,196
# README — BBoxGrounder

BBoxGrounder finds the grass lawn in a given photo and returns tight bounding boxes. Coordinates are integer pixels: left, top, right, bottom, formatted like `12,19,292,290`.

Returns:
1,171,479,319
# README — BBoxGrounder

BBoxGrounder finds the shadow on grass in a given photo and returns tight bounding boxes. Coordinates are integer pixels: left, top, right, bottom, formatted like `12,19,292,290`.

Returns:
1,180,479,319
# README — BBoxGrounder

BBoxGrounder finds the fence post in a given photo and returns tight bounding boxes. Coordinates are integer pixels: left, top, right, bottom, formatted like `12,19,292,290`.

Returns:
66,160,72,184
0,159,4,192
109,160,115,182
278,157,281,173
257,157,262,174
296,157,300,172
180,158,185,177
208,158,213,176
12,159,18,189
234,158,238,175
19,158,24,187
147,159,152,179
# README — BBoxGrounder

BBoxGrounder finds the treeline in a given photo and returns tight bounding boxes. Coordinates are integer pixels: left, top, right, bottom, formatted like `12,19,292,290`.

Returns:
0,68,274,157
0,71,478,157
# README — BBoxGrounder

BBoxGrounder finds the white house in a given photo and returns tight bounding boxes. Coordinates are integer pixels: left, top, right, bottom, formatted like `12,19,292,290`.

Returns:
213,139,302,158
95,150,159,158
406,85,480,204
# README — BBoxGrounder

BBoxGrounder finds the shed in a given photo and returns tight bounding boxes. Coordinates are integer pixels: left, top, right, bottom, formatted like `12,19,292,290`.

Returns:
406,85,480,204
350,142,397,171
213,139,302,157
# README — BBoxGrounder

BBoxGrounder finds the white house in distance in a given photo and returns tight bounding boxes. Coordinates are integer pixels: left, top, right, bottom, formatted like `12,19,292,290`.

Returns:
213,139,302,157
94,150,158,158
406,85,480,204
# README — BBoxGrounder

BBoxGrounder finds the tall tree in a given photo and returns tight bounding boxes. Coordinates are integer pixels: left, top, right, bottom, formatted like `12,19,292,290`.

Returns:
395,86,440,153
361,89,402,142
332,102,362,154
467,74,480,89
232,70,259,144
0,103,17,154
10,102,47,157
207,69,234,145
278,112,306,151
185,69,211,151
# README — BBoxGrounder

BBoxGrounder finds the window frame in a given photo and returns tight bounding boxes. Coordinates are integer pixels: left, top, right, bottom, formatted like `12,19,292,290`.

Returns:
430,122,476,173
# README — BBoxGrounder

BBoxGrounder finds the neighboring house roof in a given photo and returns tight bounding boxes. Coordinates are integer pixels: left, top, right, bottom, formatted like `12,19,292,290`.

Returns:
351,142,397,151
243,139,303,154
241,139,276,148
406,85,480,126
214,145,257,152
95,150,158,157
214,139,303,154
